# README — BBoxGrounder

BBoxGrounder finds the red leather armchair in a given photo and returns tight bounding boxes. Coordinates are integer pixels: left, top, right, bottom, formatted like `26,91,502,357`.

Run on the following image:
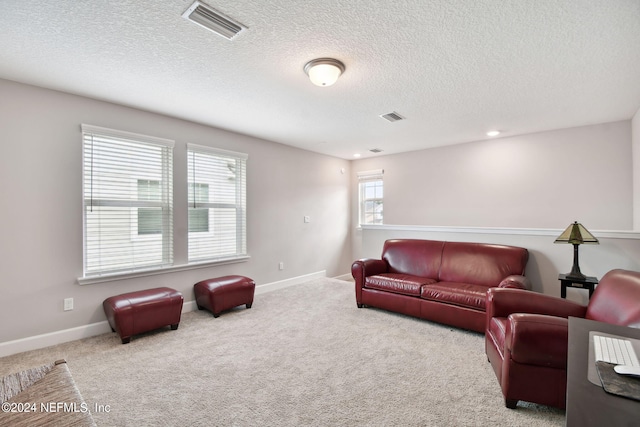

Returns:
485,269,640,409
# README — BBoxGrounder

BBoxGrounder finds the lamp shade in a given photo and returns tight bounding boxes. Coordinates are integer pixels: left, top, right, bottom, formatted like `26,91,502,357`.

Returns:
554,221,599,245
304,58,345,87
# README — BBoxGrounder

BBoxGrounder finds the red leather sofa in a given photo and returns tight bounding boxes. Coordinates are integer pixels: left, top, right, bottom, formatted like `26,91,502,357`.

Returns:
485,269,640,409
351,239,530,332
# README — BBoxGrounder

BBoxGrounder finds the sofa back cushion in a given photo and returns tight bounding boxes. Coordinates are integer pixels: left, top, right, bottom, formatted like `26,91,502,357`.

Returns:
382,239,444,279
586,269,640,327
439,242,528,286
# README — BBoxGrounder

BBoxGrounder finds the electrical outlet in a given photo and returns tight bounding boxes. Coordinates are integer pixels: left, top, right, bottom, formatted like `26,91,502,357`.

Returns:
63,298,74,311
279,262,284,270
304,216,310,223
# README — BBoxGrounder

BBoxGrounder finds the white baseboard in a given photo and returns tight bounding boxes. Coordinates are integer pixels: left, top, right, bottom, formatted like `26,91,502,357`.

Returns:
0,321,113,358
255,270,326,295
0,271,326,358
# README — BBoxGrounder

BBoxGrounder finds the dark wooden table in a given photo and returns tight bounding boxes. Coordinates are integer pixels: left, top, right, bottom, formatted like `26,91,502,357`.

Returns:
559,274,598,299
566,317,640,426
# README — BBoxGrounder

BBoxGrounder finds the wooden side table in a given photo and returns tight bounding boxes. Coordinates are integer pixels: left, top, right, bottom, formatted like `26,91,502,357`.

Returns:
559,274,599,299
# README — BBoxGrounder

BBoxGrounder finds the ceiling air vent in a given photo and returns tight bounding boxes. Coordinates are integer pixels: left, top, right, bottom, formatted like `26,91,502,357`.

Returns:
369,148,384,153
182,1,246,40
380,112,405,122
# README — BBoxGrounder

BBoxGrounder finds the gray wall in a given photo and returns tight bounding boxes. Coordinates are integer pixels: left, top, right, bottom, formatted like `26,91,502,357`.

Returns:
351,121,633,230
0,79,352,344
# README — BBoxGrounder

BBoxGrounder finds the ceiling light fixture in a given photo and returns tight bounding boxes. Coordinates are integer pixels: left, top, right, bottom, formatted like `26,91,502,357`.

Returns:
487,130,501,137
304,58,345,87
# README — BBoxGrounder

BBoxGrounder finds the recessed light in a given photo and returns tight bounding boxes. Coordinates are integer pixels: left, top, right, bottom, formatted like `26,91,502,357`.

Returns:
486,130,500,137
353,153,361,158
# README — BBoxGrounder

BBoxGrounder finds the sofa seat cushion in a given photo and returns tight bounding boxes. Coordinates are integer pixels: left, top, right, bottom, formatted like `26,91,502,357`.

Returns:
421,282,489,310
365,274,436,296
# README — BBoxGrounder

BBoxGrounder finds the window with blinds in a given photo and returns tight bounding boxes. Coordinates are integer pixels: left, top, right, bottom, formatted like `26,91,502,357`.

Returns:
187,144,247,263
357,169,384,225
82,125,174,276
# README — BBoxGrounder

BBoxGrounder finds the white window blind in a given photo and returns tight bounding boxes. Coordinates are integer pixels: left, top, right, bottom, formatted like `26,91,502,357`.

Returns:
358,169,384,225
82,125,174,277
187,143,247,263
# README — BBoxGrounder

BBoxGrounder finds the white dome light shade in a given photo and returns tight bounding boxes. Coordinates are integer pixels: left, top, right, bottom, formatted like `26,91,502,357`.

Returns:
304,58,345,87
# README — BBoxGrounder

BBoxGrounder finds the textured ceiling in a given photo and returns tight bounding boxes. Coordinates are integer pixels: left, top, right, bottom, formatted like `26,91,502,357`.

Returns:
1,0,639,159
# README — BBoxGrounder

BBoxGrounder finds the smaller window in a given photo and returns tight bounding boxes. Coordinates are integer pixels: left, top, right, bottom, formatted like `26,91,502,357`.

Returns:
357,169,384,225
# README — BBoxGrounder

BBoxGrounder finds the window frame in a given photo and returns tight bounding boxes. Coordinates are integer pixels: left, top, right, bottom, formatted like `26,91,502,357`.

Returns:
81,124,174,278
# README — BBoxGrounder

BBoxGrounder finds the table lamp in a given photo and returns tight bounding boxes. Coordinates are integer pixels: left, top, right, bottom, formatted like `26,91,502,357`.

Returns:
554,221,599,280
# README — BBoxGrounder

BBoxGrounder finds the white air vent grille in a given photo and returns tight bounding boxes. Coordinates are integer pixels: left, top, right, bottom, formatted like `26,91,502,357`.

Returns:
182,1,245,40
380,112,405,122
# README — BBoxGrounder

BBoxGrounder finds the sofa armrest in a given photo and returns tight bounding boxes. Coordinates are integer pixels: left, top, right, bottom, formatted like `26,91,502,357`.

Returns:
351,258,388,287
487,288,588,320
498,275,531,290
352,259,388,306
505,313,569,368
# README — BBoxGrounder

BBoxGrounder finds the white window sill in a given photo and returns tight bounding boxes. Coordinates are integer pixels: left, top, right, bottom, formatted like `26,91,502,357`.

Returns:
77,255,251,285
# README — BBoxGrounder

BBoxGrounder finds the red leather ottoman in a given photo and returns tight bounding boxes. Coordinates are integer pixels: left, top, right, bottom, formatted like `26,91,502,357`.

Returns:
103,287,183,344
194,275,255,318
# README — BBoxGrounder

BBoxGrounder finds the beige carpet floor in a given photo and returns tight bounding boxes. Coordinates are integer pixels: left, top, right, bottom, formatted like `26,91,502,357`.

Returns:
0,277,565,426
